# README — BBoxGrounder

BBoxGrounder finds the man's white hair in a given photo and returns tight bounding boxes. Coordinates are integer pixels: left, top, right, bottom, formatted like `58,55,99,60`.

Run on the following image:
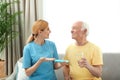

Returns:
81,22,89,36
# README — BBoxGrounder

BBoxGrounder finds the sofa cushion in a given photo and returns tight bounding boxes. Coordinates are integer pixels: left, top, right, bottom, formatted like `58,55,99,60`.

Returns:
16,60,29,80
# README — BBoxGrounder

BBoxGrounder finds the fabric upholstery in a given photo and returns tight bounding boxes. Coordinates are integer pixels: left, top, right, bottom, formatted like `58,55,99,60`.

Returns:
6,53,120,80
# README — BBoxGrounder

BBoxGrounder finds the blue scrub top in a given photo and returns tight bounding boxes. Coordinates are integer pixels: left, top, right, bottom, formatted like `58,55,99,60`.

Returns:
23,40,59,80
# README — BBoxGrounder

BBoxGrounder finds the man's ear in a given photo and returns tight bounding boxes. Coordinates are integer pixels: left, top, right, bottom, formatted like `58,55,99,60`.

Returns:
84,29,87,34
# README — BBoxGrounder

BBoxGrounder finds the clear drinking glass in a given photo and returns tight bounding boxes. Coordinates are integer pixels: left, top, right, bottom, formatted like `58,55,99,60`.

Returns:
76,52,84,60
76,52,84,68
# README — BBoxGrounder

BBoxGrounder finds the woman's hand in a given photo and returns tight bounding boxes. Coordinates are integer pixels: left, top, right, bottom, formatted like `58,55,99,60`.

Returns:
39,57,55,62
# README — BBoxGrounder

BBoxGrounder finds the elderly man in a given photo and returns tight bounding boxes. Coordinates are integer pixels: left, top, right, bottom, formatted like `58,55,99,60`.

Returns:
63,21,103,80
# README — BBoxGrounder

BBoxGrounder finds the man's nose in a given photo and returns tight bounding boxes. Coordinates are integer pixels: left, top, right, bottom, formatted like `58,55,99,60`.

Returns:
71,30,73,33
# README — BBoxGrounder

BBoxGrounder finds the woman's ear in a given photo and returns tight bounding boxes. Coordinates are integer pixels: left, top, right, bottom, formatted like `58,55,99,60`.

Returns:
38,29,42,33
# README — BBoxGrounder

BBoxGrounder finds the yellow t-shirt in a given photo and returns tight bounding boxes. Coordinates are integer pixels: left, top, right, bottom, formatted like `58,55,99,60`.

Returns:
64,42,103,80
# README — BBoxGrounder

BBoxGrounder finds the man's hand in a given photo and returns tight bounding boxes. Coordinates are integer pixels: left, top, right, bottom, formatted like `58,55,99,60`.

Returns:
78,57,90,68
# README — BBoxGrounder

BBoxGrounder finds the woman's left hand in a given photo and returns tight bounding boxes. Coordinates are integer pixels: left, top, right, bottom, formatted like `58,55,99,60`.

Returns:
39,57,55,62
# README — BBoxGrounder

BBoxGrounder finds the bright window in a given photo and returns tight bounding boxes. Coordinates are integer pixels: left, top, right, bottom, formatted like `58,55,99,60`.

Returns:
43,0,120,53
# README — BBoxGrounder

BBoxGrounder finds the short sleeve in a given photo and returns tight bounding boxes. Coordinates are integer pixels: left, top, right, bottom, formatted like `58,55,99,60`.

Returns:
92,47,103,65
64,48,69,60
52,43,59,59
22,45,32,68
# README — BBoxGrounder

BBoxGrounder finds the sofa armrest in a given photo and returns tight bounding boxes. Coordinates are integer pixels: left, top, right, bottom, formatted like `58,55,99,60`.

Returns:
6,63,18,80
